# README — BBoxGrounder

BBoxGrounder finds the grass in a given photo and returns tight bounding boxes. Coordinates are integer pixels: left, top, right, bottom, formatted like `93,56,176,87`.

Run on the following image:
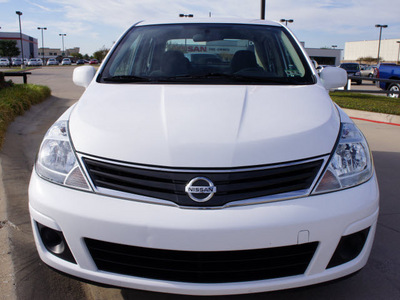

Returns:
330,92,400,116
1,66,39,72
0,84,51,147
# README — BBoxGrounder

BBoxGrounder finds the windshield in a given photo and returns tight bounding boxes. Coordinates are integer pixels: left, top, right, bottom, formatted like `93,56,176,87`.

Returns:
99,23,314,85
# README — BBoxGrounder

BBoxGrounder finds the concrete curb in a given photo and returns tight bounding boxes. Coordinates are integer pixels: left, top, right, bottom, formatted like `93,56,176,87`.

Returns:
343,108,400,126
0,158,17,300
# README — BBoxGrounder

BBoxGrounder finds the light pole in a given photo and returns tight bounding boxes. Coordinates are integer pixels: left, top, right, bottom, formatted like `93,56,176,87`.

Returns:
375,24,388,64
397,41,400,64
280,19,294,26
261,0,266,20
37,27,47,65
59,33,66,57
16,11,24,68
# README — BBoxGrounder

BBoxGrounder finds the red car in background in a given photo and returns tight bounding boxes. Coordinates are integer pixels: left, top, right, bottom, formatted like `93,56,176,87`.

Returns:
89,59,99,64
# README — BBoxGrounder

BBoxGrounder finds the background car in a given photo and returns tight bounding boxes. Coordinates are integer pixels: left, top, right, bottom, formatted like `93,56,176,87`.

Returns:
27,58,43,66
0,58,10,66
12,58,23,66
316,64,336,74
76,59,85,65
360,65,377,78
47,58,59,66
89,59,99,64
339,63,362,85
61,58,72,65
376,63,400,98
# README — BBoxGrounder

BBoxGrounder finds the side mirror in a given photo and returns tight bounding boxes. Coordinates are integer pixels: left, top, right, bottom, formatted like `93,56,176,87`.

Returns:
319,67,347,90
73,66,96,88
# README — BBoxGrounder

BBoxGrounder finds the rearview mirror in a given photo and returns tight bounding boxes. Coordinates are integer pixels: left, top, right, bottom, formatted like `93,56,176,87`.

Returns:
73,66,96,88
319,67,347,90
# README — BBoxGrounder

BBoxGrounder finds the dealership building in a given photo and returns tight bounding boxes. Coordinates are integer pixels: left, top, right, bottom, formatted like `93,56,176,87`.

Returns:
305,47,342,66
344,38,400,63
0,32,38,59
38,47,80,59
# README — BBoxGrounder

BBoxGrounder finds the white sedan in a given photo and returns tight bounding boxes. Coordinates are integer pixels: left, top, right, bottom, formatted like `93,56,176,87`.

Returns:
61,58,72,65
27,58,43,66
47,58,59,66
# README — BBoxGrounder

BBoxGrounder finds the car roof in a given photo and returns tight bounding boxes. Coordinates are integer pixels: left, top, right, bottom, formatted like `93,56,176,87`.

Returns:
135,18,281,27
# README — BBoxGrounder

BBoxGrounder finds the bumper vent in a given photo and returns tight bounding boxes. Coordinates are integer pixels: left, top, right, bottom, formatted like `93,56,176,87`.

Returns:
83,157,324,207
85,238,318,283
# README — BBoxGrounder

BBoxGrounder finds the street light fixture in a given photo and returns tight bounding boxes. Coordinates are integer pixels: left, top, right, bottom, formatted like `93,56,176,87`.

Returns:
280,19,294,26
37,27,47,65
375,24,388,64
16,11,24,68
332,45,338,49
59,33,66,56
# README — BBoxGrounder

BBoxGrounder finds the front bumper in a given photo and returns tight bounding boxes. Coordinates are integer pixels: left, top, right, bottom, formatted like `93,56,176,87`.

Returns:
29,170,379,295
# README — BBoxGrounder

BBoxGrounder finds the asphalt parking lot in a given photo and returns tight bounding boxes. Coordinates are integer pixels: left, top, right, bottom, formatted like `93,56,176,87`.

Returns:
0,67,399,299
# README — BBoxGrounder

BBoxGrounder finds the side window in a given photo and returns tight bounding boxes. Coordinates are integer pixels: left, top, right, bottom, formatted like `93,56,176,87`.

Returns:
144,38,155,74
278,32,306,77
109,34,142,76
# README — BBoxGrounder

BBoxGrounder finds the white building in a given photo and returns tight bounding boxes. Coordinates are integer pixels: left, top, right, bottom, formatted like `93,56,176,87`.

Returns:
38,47,80,59
0,32,38,59
344,39,400,63
305,47,342,66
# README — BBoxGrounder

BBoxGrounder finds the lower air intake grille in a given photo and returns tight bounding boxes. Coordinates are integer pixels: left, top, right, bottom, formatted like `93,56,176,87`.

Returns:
85,238,318,283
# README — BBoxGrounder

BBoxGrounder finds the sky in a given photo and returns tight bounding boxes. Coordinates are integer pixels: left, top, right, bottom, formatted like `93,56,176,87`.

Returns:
0,0,399,56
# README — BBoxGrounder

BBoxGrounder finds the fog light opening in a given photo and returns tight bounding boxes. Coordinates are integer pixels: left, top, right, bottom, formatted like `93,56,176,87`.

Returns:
36,222,76,264
327,227,370,269
40,226,65,254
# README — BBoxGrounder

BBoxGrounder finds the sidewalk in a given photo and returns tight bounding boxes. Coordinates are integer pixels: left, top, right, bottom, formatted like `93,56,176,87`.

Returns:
344,108,400,126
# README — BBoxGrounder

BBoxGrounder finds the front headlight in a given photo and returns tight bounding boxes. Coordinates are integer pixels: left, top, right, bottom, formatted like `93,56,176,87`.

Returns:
35,120,91,191
313,122,373,194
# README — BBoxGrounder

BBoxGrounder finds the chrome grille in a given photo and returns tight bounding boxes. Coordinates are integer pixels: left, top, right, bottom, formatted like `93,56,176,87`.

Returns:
82,157,324,207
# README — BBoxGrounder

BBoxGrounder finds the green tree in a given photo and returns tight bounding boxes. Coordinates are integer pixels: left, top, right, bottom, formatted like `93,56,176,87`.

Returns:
357,56,379,64
71,52,83,60
93,46,109,62
0,40,20,65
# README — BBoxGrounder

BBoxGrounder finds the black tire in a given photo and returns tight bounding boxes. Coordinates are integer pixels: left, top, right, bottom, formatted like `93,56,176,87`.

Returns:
387,83,400,98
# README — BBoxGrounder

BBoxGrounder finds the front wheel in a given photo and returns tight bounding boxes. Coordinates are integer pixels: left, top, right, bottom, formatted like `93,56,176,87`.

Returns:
388,83,400,98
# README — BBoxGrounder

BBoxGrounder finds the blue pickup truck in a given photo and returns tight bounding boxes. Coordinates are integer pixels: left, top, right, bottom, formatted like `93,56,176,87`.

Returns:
376,63,400,98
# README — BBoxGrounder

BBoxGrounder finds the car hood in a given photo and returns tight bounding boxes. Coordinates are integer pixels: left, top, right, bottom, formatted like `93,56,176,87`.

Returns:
69,83,340,168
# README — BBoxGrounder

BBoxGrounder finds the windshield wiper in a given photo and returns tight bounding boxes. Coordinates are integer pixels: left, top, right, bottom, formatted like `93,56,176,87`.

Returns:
164,73,298,84
102,75,152,82
103,73,308,85
156,73,262,82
